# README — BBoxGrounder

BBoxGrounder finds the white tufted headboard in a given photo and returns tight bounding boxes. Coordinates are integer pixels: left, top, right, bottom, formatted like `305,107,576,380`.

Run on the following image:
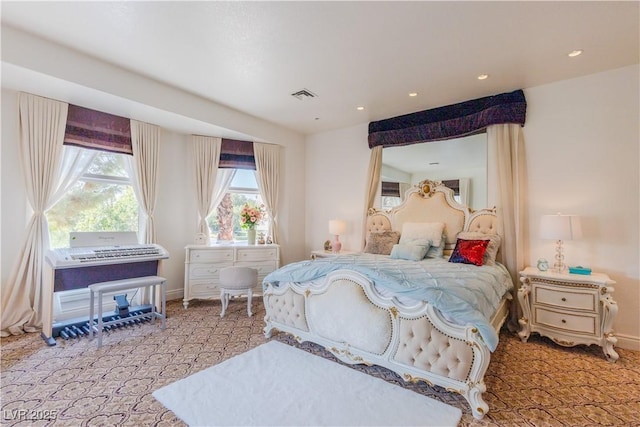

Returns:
366,179,498,255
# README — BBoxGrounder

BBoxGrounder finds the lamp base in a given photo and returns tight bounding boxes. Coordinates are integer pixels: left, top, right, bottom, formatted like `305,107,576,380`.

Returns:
332,236,342,254
552,239,566,273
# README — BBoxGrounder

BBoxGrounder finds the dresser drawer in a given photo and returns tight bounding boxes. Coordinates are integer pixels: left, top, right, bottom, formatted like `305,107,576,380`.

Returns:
534,307,597,335
236,248,278,262
533,285,596,312
188,264,228,280
189,280,220,298
189,249,234,263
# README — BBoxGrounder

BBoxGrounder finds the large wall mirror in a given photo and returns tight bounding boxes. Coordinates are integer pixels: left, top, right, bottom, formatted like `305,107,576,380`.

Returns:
380,132,487,210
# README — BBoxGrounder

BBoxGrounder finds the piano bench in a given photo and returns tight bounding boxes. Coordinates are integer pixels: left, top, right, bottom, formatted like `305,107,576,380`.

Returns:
88,275,167,348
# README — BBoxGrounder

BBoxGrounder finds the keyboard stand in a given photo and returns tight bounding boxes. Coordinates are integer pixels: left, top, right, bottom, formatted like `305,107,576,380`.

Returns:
88,276,166,347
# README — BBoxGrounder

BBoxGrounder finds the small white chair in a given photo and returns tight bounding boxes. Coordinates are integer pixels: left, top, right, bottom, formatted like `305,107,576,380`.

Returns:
219,266,258,317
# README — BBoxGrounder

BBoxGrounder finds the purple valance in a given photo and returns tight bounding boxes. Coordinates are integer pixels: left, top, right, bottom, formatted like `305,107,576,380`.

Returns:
219,139,255,170
368,89,526,149
64,105,132,155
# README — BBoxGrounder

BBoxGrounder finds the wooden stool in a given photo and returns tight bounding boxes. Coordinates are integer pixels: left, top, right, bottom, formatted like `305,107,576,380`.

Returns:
219,267,257,317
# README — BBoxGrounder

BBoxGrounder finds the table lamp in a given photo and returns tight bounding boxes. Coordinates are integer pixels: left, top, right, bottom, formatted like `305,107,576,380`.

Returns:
540,213,582,273
329,220,346,253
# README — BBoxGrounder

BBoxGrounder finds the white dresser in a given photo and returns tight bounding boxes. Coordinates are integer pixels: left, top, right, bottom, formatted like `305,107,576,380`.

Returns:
183,243,280,309
517,267,618,362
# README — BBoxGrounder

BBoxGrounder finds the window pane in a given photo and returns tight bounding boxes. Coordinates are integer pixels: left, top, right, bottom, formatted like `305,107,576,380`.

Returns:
47,151,138,248
87,152,128,177
206,169,270,243
230,169,258,189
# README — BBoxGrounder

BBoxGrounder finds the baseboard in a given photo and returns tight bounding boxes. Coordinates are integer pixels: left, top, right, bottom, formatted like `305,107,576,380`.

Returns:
616,333,640,351
166,288,183,302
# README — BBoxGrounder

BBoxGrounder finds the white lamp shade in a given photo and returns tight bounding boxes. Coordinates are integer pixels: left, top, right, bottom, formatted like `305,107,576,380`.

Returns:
329,220,347,235
540,214,582,240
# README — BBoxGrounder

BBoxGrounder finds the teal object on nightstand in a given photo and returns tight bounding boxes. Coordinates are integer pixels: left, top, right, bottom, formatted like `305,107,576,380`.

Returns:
569,266,592,275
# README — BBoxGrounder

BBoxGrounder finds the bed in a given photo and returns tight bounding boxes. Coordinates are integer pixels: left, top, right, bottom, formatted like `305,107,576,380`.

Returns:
262,180,513,419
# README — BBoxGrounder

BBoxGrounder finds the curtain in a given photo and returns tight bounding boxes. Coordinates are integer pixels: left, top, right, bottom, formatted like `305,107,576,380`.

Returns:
126,120,160,244
64,104,132,154
49,146,98,207
219,139,255,169
368,89,526,148
192,135,222,239
458,178,470,206
212,169,237,214
399,182,411,202
254,142,281,244
362,146,383,248
1,93,69,336
487,123,527,329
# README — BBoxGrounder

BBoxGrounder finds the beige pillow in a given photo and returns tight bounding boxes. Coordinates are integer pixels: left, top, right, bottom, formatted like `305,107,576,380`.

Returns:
456,231,502,265
364,231,400,255
399,222,445,247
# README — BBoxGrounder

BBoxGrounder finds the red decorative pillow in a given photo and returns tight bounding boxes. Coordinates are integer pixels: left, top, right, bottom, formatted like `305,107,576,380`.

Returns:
449,239,490,266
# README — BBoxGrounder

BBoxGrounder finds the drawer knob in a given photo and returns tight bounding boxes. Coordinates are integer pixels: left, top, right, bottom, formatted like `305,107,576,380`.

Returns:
561,297,567,302
561,319,567,323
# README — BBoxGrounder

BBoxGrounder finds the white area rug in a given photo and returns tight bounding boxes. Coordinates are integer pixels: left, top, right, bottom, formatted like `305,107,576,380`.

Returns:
153,340,462,426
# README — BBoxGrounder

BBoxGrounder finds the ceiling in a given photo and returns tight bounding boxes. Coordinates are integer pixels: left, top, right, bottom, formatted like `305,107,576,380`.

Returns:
1,1,638,137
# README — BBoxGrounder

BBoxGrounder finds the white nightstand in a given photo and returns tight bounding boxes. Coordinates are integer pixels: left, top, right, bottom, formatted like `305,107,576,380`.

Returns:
518,267,618,362
310,249,357,260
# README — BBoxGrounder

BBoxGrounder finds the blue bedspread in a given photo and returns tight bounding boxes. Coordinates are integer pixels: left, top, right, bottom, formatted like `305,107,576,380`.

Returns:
263,253,513,351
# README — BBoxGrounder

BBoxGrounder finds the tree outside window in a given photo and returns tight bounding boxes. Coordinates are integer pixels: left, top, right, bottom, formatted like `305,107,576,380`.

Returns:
207,169,268,242
47,151,139,248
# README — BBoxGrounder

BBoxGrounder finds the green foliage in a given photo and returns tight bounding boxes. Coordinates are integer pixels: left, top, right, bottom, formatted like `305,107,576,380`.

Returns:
47,181,138,248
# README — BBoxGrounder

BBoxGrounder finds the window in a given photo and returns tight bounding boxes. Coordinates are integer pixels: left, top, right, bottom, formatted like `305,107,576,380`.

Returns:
47,151,139,248
207,169,268,242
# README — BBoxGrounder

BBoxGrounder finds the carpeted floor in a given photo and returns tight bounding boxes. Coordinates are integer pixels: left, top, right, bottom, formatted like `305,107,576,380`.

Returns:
1,298,639,426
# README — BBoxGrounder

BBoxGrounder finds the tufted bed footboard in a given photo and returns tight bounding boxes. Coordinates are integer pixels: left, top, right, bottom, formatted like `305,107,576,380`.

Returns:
263,269,510,420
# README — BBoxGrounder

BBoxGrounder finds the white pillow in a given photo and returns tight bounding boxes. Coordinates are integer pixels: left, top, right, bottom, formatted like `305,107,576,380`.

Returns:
399,222,445,247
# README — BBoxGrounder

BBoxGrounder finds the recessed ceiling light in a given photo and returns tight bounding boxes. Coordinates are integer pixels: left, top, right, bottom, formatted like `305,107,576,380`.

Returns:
477,74,489,80
568,49,583,58
356,106,365,111
409,92,418,97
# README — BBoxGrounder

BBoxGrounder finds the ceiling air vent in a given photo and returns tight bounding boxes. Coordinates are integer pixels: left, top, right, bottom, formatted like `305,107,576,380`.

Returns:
291,88,317,100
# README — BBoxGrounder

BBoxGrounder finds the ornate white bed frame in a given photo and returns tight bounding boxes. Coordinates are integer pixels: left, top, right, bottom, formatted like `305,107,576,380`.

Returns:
263,180,511,419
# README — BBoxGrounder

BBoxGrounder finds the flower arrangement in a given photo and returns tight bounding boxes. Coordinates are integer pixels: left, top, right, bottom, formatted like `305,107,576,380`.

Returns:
240,202,266,229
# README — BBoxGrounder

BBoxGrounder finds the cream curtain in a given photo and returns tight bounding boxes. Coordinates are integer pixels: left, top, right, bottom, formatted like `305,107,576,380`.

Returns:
1,93,69,336
127,120,160,244
254,142,281,244
362,146,383,248
211,168,237,241
399,182,411,203
487,123,527,327
192,135,222,239
458,178,470,206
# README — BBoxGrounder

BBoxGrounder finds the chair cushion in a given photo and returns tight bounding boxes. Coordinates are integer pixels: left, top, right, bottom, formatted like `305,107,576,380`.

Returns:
219,266,258,288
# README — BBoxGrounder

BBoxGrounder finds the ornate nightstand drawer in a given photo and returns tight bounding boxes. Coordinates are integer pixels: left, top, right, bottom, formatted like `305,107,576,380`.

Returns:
534,306,597,335
518,267,618,362
533,285,596,312
189,249,234,263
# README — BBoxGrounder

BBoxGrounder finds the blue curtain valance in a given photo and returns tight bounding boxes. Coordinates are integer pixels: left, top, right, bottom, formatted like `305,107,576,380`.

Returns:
368,89,526,149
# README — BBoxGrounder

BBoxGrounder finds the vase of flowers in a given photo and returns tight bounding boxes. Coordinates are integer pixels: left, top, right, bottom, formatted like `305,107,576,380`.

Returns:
240,202,265,245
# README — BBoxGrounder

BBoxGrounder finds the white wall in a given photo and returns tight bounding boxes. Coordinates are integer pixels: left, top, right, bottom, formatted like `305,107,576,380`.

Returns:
305,123,371,254
304,65,640,350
